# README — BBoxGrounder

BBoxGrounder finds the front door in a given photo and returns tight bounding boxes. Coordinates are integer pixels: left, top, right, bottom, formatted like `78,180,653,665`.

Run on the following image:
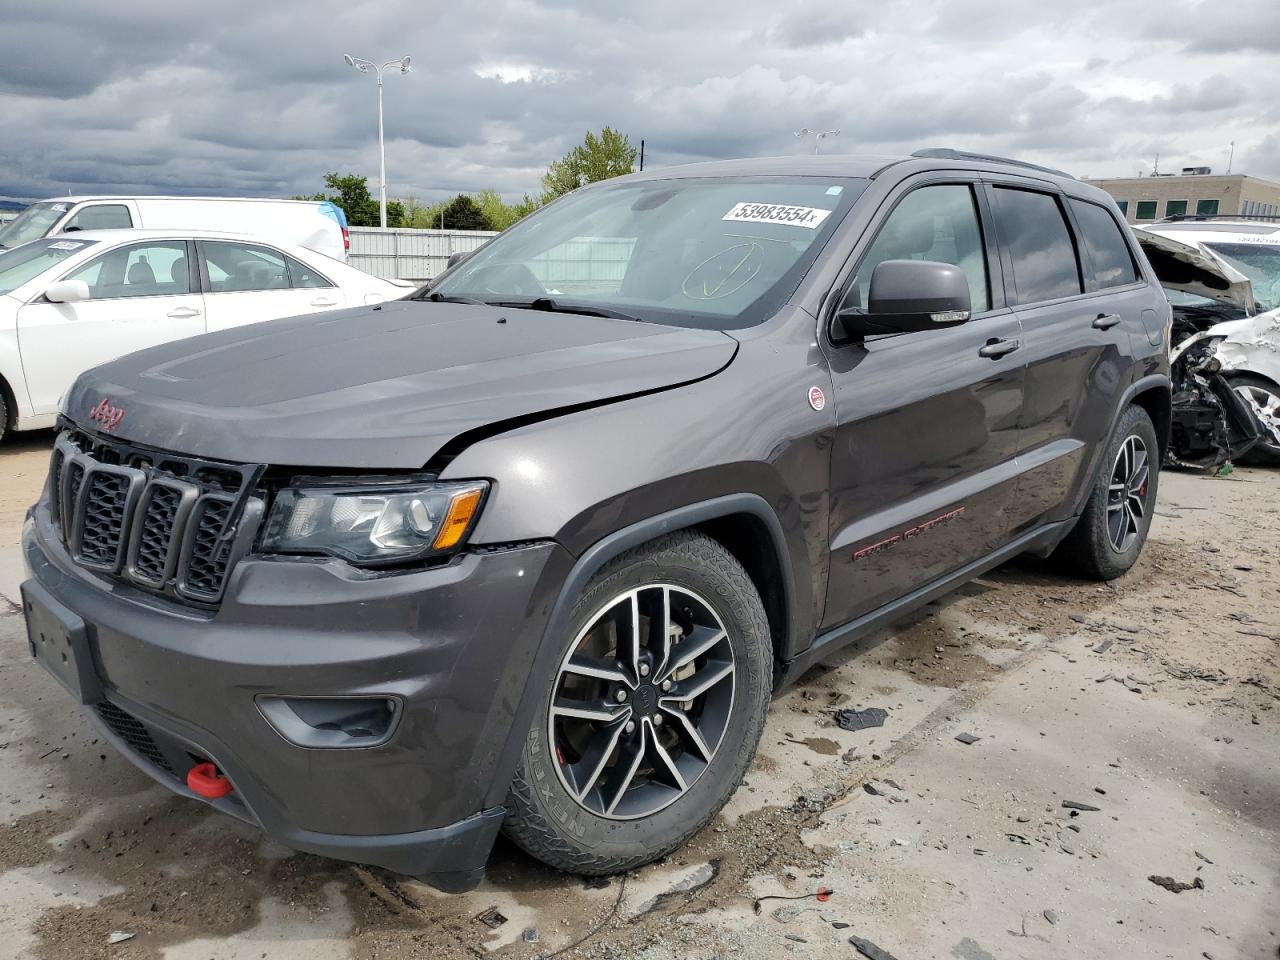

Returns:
16,239,204,415
821,180,1025,629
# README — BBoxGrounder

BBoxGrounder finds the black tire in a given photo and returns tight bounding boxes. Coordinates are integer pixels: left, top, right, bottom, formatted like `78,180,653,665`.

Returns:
1227,374,1280,465
503,531,773,876
1055,404,1159,581
0,391,7,444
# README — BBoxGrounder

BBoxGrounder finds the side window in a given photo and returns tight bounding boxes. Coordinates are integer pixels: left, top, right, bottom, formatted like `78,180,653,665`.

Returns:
286,256,333,289
63,241,190,299
62,204,133,232
992,188,1083,304
1068,199,1139,290
202,241,289,292
847,184,991,314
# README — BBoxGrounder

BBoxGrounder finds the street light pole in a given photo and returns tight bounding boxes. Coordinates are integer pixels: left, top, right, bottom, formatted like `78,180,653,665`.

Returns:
343,54,413,229
794,127,841,155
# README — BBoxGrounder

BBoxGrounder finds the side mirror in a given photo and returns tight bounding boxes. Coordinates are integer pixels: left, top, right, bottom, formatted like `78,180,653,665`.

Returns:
446,250,473,270
834,259,972,339
45,279,91,304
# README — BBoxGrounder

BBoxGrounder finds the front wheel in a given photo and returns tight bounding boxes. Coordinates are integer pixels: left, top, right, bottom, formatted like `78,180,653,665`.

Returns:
1055,404,1159,581
503,531,772,876
1228,374,1280,465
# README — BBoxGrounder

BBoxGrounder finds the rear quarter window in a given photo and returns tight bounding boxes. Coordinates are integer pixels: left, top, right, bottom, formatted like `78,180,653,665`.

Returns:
992,187,1083,304
1068,199,1139,289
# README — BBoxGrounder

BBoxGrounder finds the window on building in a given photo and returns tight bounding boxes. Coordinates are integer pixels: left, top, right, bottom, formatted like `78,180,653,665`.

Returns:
1165,199,1188,218
1243,201,1254,216
1115,200,1129,215
992,187,1083,304
1196,199,1220,217
1069,199,1139,289
1135,200,1158,221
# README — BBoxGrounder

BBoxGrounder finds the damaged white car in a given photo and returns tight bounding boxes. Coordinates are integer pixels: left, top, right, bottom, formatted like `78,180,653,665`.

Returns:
1134,220,1280,466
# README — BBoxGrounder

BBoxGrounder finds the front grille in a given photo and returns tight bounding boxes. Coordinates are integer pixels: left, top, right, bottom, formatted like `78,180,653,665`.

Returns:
77,471,131,568
96,701,174,774
180,498,235,602
50,429,263,606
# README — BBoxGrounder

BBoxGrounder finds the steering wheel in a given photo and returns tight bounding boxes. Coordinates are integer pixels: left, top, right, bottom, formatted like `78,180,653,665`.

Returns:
468,262,545,298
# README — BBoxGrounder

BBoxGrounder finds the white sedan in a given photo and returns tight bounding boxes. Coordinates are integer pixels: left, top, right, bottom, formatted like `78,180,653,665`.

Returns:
0,229,412,440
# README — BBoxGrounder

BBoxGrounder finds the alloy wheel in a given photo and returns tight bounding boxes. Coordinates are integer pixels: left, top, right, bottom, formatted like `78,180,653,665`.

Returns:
1234,383,1280,448
1107,434,1150,552
549,584,735,820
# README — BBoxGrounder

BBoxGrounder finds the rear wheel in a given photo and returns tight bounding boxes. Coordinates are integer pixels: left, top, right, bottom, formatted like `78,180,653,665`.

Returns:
1055,404,1159,580
503,531,772,875
1228,374,1280,465
0,393,7,444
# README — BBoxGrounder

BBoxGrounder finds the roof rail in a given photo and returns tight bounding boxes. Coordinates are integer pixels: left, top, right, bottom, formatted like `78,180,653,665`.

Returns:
910,148,1076,180
1159,213,1280,223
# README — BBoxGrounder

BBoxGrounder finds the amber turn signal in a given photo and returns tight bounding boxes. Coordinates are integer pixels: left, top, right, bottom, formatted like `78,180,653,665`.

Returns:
433,487,484,550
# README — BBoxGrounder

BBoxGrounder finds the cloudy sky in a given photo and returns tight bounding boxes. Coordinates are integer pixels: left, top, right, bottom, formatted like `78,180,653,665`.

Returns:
1,0,1277,204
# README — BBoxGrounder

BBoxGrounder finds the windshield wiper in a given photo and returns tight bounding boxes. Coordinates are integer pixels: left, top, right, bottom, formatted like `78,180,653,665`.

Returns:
490,297,642,323
418,290,487,305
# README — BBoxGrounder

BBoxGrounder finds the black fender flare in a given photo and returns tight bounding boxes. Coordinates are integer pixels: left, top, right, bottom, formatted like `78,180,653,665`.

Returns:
481,493,795,809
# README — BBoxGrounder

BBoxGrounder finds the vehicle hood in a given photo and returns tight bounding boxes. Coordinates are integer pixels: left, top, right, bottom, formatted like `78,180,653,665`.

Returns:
1133,227,1254,312
65,301,737,468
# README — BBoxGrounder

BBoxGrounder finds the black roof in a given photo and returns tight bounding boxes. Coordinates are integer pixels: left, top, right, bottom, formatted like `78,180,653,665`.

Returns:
619,148,1082,188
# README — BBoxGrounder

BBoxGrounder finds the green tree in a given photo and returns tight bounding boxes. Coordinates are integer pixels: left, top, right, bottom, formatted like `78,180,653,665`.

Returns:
298,173,404,228
539,127,637,204
438,194,492,231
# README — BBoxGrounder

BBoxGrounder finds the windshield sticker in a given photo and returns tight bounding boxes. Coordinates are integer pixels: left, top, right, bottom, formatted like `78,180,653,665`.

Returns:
48,240,84,251
825,186,843,196
722,202,832,229
50,204,67,213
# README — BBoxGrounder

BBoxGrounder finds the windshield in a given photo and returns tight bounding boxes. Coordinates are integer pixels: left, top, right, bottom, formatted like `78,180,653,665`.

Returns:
0,238,98,296
0,201,70,249
1203,241,1280,312
428,176,867,329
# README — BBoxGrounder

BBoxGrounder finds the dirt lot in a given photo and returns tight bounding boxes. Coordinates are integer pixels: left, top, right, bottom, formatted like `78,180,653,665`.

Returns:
0,434,1276,960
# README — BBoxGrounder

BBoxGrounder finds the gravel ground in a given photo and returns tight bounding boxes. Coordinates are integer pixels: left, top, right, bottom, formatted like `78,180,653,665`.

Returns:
0,433,1276,960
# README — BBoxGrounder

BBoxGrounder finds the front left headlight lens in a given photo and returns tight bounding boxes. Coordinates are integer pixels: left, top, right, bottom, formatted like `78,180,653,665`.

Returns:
262,479,488,566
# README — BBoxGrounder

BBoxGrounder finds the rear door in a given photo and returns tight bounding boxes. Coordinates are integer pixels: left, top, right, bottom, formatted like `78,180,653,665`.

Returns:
16,239,203,414
985,182,1138,534
197,239,346,333
820,176,1025,629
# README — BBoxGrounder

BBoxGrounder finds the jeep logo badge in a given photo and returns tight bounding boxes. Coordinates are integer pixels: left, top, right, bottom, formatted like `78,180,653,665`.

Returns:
88,398,125,432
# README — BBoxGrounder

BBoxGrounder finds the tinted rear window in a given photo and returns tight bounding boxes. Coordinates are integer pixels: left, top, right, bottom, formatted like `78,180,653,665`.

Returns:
1069,199,1139,289
993,188,1082,304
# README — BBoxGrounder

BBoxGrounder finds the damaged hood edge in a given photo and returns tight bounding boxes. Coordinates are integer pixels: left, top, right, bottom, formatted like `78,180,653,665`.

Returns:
1133,227,1255,312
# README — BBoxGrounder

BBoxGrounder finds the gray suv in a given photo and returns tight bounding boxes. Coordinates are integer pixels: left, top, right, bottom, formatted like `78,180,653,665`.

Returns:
21,149,1171,891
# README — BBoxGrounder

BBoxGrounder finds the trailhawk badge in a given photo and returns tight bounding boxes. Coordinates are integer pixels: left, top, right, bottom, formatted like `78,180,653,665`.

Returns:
808,386,826,412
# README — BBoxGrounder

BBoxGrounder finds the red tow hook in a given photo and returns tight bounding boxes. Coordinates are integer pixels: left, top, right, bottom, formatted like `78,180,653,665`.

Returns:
187,762,233,799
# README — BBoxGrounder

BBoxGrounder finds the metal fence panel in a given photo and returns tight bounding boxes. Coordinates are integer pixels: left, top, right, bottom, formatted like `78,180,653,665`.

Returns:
348,227,496,282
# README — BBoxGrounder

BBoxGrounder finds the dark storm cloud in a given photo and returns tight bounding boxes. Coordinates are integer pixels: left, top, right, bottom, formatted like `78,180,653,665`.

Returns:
0,0,1277,204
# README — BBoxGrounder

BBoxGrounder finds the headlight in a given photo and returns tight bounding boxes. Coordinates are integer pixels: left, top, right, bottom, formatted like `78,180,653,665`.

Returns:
262,478,488,566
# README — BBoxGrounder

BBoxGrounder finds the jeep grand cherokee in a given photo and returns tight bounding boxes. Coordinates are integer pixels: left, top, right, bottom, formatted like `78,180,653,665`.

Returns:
21,149,1171,892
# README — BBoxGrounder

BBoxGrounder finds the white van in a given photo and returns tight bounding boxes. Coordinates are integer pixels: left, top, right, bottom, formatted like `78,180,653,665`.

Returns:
0,196,350,260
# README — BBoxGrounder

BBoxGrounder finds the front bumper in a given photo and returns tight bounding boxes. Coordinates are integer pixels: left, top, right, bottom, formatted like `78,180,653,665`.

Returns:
22,502,571,890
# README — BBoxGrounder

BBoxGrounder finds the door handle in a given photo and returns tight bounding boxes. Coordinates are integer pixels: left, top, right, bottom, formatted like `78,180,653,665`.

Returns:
166,307,201,319
309,297,339,307
978,337,1021,359
1092,313,1122,330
